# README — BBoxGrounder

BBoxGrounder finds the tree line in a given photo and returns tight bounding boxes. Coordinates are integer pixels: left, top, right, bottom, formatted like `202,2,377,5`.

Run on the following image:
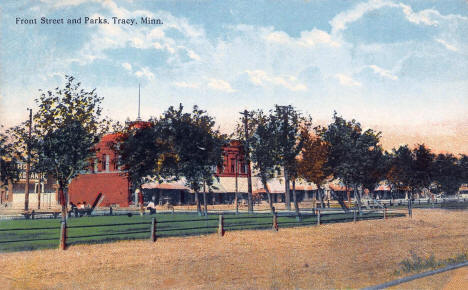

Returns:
1,76,468,217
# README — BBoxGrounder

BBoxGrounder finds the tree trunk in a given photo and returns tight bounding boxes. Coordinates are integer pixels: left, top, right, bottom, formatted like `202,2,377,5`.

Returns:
262,178,274,214
346,189,351,207
203,182,207,216
203,192,207,216
24,162,30,211
284,168,291,210
311,189,316,215
331,190,349,213
318,186,325,208
355,186,363,216
247,161,253,213
37,179,41,210
139,185,144,216
59,186,67,221
235,191,238,215
195,191,201,215
235,157,239,215
292,179,300,217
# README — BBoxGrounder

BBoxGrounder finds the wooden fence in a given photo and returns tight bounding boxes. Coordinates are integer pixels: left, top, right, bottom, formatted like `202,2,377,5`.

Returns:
0,208,405,252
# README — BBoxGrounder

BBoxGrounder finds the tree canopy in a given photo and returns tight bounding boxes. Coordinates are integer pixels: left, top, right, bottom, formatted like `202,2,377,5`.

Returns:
32,76,107,216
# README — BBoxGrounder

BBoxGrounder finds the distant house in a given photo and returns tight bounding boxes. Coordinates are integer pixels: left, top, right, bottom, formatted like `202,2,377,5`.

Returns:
459,184,468,197
0,162,58,209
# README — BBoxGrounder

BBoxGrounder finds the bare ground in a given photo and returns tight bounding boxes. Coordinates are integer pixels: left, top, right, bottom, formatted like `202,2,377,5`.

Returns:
0,209,467,289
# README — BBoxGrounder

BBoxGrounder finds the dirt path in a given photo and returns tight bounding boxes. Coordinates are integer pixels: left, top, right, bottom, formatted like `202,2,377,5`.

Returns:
0,209,467,289
388,265,468,289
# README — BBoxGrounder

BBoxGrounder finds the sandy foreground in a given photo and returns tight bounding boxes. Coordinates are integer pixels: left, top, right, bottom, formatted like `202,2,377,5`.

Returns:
0,209,467,289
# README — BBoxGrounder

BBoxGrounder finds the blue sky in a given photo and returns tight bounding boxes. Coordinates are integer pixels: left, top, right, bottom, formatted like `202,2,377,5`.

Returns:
1,0,467,153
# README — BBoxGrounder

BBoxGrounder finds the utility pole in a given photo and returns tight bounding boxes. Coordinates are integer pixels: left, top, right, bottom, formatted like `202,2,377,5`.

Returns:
240,110,253,213
137,83,141,121
37,173,42,210
277,105,292,211
24,108,32,212
235,153,238,214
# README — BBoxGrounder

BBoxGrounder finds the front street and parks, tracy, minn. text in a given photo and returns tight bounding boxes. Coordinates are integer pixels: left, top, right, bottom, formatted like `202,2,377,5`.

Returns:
16,16,162,25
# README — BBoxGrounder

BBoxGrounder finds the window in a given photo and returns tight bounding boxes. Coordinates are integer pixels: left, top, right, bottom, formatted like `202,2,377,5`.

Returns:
117,155,123,171
105,155,110,172
102,155,110,172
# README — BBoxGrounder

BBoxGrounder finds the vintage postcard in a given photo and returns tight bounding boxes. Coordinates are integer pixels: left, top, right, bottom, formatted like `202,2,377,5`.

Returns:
0,0,467,289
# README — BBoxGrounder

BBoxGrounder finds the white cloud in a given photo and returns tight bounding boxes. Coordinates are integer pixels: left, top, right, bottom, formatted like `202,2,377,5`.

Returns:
265,31,289,44
187,50,201,61
122,62,132,71
330,0,390,34
39,0,97,8
265,28,340,48
330,0,439,34
173,81,200,89
135,67,155,80
71,1,205,65
298,29,340,47
368,65,398,80
207,78,235,93
399,3,438,26
245,70,307,91
335,74,362,87
435,38,458,52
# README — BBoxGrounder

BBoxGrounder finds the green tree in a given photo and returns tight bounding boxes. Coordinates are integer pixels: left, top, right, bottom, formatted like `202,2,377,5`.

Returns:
388,145,413,198
411,144,434,197
321,112,382,214
0,127,20,200
234,111,257,213
33,76,106,219
6,117,45,210
388,144,435,199
357,129,386,205
431,153,462,196
116,120,177,207
249,110,279,213
159,104,225,215
270,105,310,212
459,155,468,184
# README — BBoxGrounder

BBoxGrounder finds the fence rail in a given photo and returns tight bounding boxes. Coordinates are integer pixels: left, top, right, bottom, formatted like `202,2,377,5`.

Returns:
0,207,407,252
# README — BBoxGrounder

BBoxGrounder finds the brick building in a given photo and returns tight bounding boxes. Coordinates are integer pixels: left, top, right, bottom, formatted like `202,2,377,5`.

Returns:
67,130,254,207
68,132,130,207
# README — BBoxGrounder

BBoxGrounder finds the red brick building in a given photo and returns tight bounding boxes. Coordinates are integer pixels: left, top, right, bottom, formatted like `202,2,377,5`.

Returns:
68,133,130,207
68,123,249,207
218,140,248,178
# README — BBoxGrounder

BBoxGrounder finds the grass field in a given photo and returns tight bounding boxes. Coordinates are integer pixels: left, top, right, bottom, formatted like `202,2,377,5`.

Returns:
0,210,402,252
0,209,466,289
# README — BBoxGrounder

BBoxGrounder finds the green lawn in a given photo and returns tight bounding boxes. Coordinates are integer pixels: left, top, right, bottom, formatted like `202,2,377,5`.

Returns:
0,211,403,252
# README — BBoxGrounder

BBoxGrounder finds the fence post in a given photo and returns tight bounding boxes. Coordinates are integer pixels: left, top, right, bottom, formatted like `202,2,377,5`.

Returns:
408,200,412,219
151,217,157,242
317,209,321,226
218,214,224,237
272,208,278,231
353,207,356,223
59,220,67,250
384,204,387,220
